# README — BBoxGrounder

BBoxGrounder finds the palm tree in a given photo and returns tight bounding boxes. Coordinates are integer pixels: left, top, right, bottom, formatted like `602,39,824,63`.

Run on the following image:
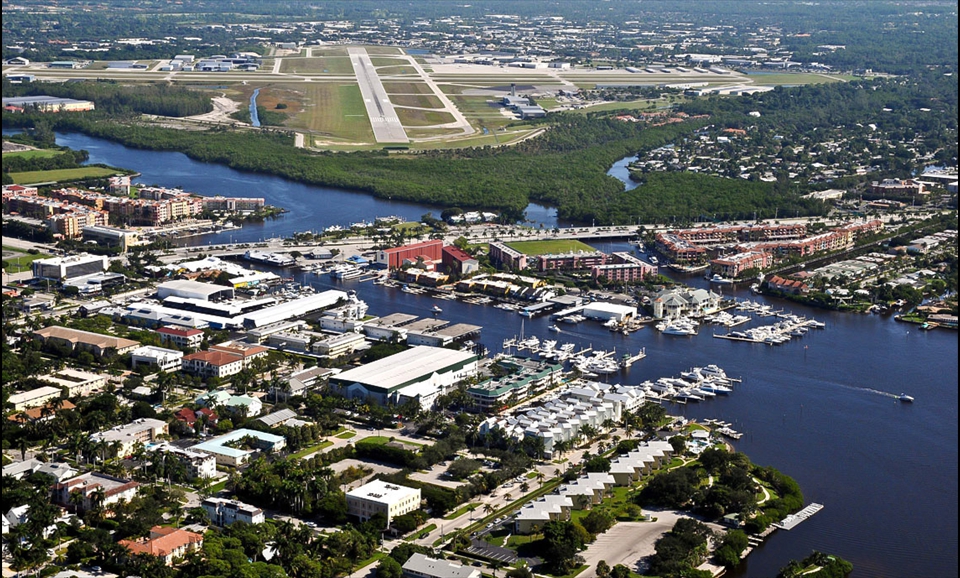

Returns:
467,504,478,521
536,471,546,488
520,481,530,493
483,504,495,516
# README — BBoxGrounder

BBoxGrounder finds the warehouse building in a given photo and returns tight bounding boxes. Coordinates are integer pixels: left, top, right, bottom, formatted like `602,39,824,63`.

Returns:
346,480,421,525
376,239,443,269
329,346,478,409
157,279,234,302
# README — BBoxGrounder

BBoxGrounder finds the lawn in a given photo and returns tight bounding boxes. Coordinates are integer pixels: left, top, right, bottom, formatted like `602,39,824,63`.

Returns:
404,128,463,139
310,46,349,57
395,108,455,127
383,82,434,94
335,430,357,439
443,503,479,521
506,239,597,256
1,148,63,159
2,246,49,273
279,57,355,75
389,94,444,109
290,440,333,459
359,436,393,446
8,166,120,184
285,83,374,142
370,57,410,67
363,46,404,55
375,66,418,76
742,72,853,85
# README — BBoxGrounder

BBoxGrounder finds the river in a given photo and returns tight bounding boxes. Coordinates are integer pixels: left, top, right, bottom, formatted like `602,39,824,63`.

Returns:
6,131,958,577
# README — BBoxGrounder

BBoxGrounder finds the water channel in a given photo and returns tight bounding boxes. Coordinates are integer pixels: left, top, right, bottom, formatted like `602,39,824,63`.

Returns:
4,130,957,577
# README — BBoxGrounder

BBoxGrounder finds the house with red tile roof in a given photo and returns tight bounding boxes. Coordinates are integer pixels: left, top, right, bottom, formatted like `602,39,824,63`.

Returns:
767,275,809,295
119,526,203,566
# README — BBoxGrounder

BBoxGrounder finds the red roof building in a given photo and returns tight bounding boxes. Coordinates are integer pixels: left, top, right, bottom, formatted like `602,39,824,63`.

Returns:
157,326,204,349
767,275,809,295
376,239,443,269
174,407,197,426
119,526,203,566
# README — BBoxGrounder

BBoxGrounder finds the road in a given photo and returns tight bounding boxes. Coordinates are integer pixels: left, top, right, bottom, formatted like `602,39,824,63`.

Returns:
347,47,409,143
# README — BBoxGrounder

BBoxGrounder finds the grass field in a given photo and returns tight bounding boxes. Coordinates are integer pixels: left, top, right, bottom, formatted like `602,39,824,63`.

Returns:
741,72,852,85
335,430,356,439
310,46,349,56
383,82,433,94
389,94,443,108
404,128,464,139
9,166,119,184
279,57,354,75
290,440,333,460
363,46,403,55
1,149,63,159
370,56,409,67
506,239,597,255
285,84,374,142
395,107,455,126
2,246,49,273
375,66,417,76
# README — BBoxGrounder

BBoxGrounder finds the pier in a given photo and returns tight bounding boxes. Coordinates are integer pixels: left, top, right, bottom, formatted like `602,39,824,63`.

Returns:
713,317,821,345
776,503,824,530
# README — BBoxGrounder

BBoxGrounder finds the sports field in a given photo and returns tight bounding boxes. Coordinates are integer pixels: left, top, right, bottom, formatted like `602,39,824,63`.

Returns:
284,84,374,141
9,166,119,184
279,57,354,75
506,239,597,255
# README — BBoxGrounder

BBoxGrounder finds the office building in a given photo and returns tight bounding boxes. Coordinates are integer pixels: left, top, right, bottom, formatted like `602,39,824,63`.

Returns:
346,480,421,524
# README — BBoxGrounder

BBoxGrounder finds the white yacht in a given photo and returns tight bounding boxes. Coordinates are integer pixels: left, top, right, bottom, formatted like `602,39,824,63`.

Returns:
548,325,561,332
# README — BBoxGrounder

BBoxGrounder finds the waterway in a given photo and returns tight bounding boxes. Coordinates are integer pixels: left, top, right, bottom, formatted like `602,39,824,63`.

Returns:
607,154,642,191
249,88,261,128
5,131,957,577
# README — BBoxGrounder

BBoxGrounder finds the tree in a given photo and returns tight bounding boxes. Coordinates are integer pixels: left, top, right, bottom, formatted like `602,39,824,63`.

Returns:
581,508,616,536
377,555,403,578
611,564,631,578
596,560,611,578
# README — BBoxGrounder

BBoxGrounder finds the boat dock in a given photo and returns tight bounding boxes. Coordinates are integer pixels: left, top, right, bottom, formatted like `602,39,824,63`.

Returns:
775,503,824,530
713,317,821,345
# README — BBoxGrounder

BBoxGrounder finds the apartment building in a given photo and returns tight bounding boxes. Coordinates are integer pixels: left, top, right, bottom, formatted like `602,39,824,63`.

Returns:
202,497,265,526
346,480,421,525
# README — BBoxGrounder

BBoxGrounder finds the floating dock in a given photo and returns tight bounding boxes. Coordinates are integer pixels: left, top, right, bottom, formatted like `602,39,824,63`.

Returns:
776,503,824,530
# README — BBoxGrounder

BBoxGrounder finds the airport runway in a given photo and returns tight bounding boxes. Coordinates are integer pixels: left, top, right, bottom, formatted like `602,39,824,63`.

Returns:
347,47,409,143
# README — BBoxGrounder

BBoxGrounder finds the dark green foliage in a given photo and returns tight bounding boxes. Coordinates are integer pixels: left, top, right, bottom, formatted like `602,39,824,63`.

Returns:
580,508,616,536
446,458,481,480
377,555,404,578
4,80,213,117
584,455,611,473
541,520,591,574
638,467,701,509
389,542,433,565
778,551,854,578
713,530,749,569
648,518,714,578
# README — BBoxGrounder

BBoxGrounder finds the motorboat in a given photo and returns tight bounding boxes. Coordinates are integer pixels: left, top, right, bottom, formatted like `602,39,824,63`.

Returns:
699,381,733,395
708,274,734,285
899,394,914,403
548,325,561,332
604,318,620,330
432,305,443,313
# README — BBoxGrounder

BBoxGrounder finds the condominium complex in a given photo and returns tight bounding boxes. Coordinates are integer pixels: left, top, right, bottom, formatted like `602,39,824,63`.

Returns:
90,418,169,457
202,497,265,526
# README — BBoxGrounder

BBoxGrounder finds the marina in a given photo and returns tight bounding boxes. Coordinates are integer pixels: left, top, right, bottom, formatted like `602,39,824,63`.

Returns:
25,130,957,578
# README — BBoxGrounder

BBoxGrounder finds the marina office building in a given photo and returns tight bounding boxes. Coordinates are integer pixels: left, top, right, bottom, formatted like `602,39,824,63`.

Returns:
328,346,479,409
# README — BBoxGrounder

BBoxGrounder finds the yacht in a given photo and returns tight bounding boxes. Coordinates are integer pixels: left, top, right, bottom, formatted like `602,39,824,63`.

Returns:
700,365,728,379
681,369,704,383
708,274,734,285
330,264,362,280
661,322,697,336
548,325,561,332
674,391,704,402
432,305,443,313
648,256,659,265
699,381,733,395
603,318,620,330
899,394,914,403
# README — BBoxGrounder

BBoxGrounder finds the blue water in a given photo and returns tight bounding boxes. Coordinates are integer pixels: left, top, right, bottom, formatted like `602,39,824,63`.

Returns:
249,88,261,127
607,154,642,190
1,130,561,243
4,129,956,577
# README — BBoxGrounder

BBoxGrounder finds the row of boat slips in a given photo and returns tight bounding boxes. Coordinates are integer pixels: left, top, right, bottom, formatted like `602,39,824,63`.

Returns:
514,441,674,533
478,380,650,458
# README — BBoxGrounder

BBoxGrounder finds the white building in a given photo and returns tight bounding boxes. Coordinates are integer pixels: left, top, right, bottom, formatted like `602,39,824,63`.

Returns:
32,253,107,282
157,279,234,301
130,346,184,372
202,497,264,526
346,479,421,525
402,553,480,578
39,368,106,397
148,442,217,480
189,428,285,467
582,302,638,322
329,346,478,409
53,472,140,510
90,418,169,457
651,287,722,319
8,386,62,411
